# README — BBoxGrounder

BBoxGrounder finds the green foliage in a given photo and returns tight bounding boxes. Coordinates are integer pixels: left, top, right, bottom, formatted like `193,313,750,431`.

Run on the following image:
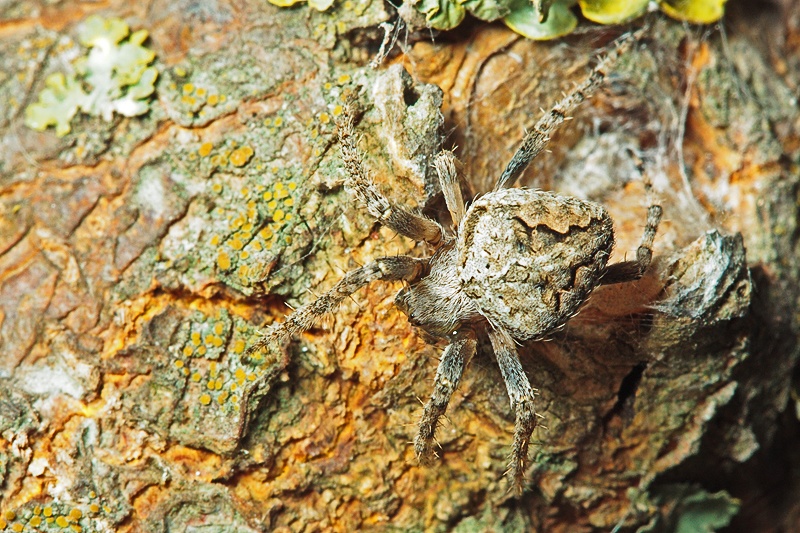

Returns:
24,16,158,137
266,0,728,40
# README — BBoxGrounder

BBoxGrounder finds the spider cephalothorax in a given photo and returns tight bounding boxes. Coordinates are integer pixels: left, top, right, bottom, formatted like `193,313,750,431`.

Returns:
248,29,661,491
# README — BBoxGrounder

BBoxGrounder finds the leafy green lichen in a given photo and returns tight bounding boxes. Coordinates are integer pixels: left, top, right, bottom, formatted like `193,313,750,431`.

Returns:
24,15,158,137
266,0,729,40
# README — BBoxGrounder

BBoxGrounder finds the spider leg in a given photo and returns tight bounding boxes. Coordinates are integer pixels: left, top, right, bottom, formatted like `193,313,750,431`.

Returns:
488,326,537,494
601,159,663,284
247,256,425,358
338,105,444,245
495,27,646,191
433,150,466,228
415,328,477,464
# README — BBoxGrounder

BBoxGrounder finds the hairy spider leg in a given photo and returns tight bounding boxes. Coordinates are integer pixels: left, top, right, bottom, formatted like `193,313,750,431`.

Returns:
433,150,467,228
495,27,647,191
415,328,478,464
338,104,445,245
601,159,663,285
246,256,425,358
488,327,538,494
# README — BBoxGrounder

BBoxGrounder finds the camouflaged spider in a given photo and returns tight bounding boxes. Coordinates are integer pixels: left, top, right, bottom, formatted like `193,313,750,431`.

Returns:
248,29,661,491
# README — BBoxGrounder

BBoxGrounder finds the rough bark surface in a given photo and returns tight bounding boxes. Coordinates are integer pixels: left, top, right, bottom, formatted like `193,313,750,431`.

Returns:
1,1,799,532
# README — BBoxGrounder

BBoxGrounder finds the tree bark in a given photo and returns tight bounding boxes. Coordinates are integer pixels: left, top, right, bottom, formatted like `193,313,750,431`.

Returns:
1,1,799,532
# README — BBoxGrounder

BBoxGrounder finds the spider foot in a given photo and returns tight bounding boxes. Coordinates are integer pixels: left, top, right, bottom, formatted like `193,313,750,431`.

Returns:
508,397,537,494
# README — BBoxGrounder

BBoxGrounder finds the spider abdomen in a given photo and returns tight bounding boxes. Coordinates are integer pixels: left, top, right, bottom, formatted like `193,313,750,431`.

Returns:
458,188,614,341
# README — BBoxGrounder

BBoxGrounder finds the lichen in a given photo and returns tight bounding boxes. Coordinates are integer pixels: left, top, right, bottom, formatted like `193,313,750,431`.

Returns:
265,0,729,39
24,15,158,137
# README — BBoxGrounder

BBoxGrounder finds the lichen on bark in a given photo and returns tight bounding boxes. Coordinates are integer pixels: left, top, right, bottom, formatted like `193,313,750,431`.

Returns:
1,1,799,532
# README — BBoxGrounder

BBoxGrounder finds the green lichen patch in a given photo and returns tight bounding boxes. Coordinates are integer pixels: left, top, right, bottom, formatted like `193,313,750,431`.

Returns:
167,309,287,453
24,15,158,137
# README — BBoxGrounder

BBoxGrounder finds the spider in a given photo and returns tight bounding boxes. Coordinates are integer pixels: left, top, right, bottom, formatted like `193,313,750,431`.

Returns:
248,29,662,491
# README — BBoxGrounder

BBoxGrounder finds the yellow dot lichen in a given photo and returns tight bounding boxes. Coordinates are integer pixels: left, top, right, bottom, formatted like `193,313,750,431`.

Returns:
217,391,229,404
196,87,207,97
273,210,285,222
175,360,185,368
208,94,219,106
56,516,69,527
273,116,283,127
89,504,99,513
228,237,243,250
4,511,15,521
44,507,53,517
30,516,42,527
199,394,211,405
12,523,23,532
197,345,207,355
284,198,294,207
262,191,273,202
191,332,201,345
332,105,343,116
230,146,254,167
217,251,231,270
319,112,330,124
209,235,220,246
69,509,82,520
267,200,278,210
337,74,351,84
191,373,201,382
198,142,213,157
183,346,193,356
214,322,224,335
182,83,194,94
71,523,83,532
233,340,246,353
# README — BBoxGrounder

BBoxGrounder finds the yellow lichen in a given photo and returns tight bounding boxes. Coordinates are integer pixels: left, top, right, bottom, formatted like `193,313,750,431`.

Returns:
182,83,194,94
56,516,69,527
273,209,285,222
207,94,219,106
337,74,351,84
197,345,207,355
209,235,220,246
198,142,213,157
284,198,294,207
228,237,244,251
191,373,201,382
30,516,42,527
196,87,207,97
199,394,211,405
89,504,99,513
273,116,283,127
175,360,185,368
183,346,193,356
230,146,254,167
217,251,231,270
233,340,246,353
